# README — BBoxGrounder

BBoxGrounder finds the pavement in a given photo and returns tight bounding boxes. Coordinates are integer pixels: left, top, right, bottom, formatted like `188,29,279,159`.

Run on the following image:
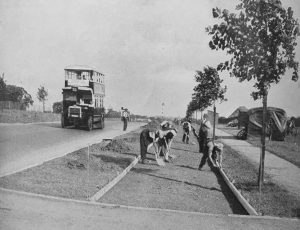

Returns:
216,128,300,196
0,188,299,230
0,125,299,229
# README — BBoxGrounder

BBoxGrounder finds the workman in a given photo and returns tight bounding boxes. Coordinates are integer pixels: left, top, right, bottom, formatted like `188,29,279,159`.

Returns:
192,114,217,170
121,107,129,131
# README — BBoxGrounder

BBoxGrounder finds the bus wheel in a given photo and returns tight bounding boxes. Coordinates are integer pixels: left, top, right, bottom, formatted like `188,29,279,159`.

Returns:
61,114,66,128
87,116,93,131
100,117,105,129
75,122,80,129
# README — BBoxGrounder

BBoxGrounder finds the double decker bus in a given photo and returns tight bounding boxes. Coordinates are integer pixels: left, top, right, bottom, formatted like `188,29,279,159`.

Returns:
61,65,105,131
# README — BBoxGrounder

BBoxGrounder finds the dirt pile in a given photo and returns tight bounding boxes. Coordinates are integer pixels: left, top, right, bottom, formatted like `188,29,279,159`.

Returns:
101,139,132,153
121,133,139,143
142,120,160,129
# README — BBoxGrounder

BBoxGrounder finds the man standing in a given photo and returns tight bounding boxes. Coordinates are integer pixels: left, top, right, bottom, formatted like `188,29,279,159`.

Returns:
121,107,129,131
182,119,192,144
192,114,217,170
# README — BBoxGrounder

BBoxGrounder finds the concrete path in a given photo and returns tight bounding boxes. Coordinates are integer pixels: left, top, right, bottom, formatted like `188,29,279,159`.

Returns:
216,129,300,196
0,188,298,230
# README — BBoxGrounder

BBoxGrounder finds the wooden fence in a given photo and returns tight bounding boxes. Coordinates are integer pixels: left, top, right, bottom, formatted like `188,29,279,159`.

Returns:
0,101,24,110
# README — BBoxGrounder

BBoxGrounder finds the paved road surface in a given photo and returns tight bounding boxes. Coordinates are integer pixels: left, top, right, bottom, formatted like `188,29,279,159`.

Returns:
0,120,145,177
0,188,298,230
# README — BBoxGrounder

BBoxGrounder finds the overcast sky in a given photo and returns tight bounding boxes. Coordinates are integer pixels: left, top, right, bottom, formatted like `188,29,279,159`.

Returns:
1,0,300,117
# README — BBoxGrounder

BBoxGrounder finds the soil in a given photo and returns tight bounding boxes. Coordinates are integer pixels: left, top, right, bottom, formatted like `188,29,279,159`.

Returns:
0,121,247,216
99,124,247,215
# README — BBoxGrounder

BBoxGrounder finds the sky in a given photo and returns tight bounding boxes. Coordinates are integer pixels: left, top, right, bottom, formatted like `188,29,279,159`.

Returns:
0,0,300,118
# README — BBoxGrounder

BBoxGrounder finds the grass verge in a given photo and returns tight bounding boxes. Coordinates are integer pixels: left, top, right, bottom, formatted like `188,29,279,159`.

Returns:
0,109,60,123
220,126,300,168
222,143,300,218
1,120,299,217
0,139,138,200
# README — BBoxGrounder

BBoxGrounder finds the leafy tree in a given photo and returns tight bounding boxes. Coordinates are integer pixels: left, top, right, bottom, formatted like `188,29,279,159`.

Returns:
193,67,226,109
52,101,63,114
191,66,227,138
37,85,48,112
206,0,299,187
105,108,121,118
0,73,6,92
0,74,7,101
0,74,33,109
185,99,198,119
21,89,34,109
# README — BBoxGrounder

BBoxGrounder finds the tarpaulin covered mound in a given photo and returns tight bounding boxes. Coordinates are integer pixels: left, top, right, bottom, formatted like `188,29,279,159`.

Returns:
241,107,288,141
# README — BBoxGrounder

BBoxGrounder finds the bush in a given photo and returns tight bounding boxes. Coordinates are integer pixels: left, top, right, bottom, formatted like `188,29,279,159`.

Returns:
52,101,63,114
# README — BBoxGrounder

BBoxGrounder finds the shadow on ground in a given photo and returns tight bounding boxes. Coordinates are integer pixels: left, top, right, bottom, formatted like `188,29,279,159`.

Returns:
132,167,222,192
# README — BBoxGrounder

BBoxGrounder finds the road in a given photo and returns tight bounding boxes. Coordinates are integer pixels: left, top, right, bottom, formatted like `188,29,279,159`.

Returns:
0,120,145,177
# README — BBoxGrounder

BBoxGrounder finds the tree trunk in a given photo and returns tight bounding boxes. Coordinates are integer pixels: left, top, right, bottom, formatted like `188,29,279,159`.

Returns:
43,100,45,113
213,104,216,143
258,89,268,189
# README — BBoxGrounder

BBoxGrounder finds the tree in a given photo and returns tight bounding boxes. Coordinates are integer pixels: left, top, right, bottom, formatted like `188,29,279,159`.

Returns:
192,66,227,138
37,85,48,112
206,0,299,188
105,108,121,118
193,67,226,108
52,101,63,114
21,89,34,109
0,74,33,109
0,73,6,92
0,74,7,101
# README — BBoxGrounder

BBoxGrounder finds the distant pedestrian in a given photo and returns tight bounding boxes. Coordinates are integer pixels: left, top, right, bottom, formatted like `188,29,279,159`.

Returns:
182,120,192,144
121,107,129,131
192,114,217,170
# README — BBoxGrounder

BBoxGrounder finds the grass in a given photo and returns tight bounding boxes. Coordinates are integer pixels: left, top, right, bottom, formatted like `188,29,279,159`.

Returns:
0,109,60,123
1,120,299,217
219,125,300,168
222,143,300,218
195,124,300,217
0,142,136,200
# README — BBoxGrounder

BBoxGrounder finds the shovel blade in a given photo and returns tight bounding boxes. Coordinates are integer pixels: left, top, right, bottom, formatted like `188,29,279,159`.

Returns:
156,158,165,166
